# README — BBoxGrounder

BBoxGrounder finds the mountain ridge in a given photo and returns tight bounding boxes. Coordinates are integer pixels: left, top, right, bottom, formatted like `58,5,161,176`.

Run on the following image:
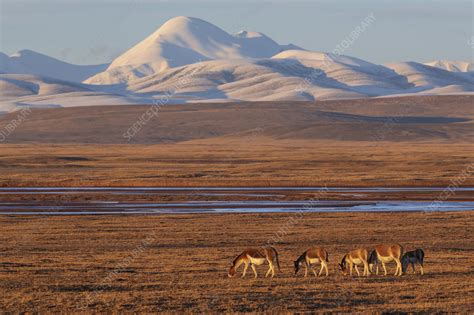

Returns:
0,49,108,82
1,16,473,112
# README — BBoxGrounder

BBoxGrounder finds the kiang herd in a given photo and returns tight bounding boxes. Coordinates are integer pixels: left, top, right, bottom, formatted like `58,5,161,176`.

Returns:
228,245,425,278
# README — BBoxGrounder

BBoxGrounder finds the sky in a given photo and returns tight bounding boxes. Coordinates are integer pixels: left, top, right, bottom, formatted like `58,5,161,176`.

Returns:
0,0,472,65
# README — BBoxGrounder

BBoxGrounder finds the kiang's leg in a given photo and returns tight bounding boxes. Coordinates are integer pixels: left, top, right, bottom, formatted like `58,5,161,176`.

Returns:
251,264,258,278
324,261,329,276
269,263,275,277
412,262,416,274
349,263,353,276
395,259,402,276
382,262,387,276
265,267,271,277
363,262,369,276
318,263,324,276
242,262,249,278
420,263,424,275
304,264,308,277
265,260,273,277
354,265,360,276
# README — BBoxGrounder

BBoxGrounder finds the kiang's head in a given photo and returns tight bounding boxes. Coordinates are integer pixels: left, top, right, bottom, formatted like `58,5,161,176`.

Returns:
294,260,302,275
339,255,347,275
368,263,375,274
401,262,408,274
228,265,236,278
401,256,410,273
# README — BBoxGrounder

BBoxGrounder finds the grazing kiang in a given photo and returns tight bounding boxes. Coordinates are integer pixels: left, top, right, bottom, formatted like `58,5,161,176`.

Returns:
228,247,281,278
402,249,425,275
294,247,329,277
339,248,369,276
369,244,404,276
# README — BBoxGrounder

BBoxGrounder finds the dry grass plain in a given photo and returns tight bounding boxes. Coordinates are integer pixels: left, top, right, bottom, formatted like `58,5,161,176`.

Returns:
1,211,473,313
0,141,474,187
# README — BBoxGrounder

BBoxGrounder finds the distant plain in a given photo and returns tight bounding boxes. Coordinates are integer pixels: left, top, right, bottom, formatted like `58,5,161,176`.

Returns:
0,95,473,187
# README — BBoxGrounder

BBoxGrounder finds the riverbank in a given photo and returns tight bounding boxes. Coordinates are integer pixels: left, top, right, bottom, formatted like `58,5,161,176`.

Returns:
1,187,473,214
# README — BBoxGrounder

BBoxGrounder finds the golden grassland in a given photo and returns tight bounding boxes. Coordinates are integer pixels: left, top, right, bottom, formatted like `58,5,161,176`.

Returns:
0,140,473,187
1,211,473,312
1,96,473,312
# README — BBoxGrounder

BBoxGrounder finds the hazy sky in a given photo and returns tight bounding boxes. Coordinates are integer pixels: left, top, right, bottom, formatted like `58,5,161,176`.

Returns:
1,0,472,65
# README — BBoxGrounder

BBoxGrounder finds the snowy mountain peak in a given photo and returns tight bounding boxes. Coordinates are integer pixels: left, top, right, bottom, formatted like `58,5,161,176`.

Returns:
149,16,234,45
88,16,298,84
272,50,376,69
424,60,474,73
107,16,239,71
235,30,250,37
10,49,37,58
9,49,68,66
235,30,269,39
0,49,107,82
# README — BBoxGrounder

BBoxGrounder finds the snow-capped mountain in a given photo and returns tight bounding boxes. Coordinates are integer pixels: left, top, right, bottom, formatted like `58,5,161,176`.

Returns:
85,16,300,84
1,16,473,112
385,62,474,89
0,50,108,82
0,73,148,113
424,60,473,73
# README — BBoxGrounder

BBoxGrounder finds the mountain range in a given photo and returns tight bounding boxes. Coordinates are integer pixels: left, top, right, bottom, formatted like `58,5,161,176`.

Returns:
1,16,473,112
